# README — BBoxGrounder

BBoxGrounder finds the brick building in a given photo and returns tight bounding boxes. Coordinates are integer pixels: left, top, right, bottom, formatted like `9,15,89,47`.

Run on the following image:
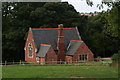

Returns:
24,24,94,64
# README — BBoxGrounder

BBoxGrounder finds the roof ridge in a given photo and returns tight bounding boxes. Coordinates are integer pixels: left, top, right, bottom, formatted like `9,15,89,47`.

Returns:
32,27,76,30
40,44,51,46
71,40,83,42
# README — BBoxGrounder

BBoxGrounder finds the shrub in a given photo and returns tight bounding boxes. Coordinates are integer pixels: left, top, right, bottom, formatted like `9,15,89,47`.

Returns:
112,50,120,63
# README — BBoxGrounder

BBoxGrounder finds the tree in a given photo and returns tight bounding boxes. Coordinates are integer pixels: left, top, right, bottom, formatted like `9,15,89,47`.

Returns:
2,1,119,61
2,2,82,61
112,50,120,63
83,1,119,57
86,0,120,38
104,2,120,38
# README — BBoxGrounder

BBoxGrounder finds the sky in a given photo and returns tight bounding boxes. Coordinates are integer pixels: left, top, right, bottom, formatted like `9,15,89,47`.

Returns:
62,0,111,13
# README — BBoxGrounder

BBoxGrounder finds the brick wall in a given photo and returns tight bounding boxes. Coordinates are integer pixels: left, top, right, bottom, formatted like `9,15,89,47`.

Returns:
57,24,65,61
39,58,45,64
45,47,57,64
24,29,37,64
65,56,73,64
73,42,94,62
25,28,94,65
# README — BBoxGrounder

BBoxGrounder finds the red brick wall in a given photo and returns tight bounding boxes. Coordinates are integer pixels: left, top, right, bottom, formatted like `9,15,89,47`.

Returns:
39,58,45,64
25,29,57,64
24,28,94,65
45,47,57,64
73,42,94,62
65,56,73,64
57,24,65,61
24,29,37,64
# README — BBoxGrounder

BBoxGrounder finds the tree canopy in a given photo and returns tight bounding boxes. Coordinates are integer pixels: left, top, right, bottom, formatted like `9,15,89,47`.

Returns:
2,2,119,61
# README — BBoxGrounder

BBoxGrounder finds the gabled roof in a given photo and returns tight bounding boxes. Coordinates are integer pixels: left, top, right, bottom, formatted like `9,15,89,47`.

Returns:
32,27,81,51
66,40,83,56
36,44,51,57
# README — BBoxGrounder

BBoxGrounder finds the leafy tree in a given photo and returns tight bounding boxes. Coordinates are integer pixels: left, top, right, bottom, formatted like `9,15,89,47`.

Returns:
2,1,119,61
112,50,120,63
104,2,120,38
2,2,82,61
79,9,119,57
83,1,119,57
86,0,119,38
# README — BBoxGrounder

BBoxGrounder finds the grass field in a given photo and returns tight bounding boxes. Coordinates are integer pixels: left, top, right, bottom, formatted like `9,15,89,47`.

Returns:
0,66,2,79
2,62,118,78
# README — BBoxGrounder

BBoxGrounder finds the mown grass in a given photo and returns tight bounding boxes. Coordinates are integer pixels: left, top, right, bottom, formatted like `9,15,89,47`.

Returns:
2,62,118,78
0,65,2,79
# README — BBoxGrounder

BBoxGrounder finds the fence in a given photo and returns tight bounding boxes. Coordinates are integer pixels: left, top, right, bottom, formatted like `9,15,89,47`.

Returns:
1,59,112,66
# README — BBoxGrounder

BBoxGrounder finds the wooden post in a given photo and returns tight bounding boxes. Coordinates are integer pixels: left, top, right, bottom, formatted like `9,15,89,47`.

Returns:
13,60,14,64
20,60,21,65
60,59,62,64
5,61,7,66
1,60,2,65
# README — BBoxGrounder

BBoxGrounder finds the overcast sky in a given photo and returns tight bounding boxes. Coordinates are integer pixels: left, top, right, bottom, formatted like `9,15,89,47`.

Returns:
62,0,111,13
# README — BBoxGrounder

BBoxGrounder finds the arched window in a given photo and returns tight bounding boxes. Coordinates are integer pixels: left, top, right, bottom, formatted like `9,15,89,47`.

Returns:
28,43,33,58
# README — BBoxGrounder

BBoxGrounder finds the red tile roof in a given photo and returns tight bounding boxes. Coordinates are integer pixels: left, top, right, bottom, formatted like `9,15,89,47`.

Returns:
71,40,83,42
32,28,75,30
40,44,51,46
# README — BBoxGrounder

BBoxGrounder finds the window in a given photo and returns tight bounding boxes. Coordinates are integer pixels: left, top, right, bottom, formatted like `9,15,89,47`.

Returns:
28,43,33,58
36,57,40,63
79,54,88,61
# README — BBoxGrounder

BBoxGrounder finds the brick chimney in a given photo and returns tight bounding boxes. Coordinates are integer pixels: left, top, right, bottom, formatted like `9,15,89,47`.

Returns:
57,24,65,62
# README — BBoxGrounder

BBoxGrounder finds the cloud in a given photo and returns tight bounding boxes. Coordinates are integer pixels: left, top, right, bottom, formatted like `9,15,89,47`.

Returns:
62,0,111,13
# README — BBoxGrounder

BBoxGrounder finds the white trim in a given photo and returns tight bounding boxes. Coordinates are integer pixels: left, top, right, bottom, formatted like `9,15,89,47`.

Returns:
24,47,26,50
35,48,37,52
75,27,81,40
36,57,40,63
29,27,32,31
57,38,59,50
67,41,71,50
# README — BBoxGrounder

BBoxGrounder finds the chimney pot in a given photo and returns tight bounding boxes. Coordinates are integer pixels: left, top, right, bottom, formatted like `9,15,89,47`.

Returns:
58,24,63,29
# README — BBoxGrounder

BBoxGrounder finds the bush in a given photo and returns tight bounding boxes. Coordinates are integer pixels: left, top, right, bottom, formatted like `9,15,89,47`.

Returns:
112,50,120,63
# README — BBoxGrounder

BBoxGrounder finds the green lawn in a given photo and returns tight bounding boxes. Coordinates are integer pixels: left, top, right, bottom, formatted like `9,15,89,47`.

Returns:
0,66,2,79
2,62,118,78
